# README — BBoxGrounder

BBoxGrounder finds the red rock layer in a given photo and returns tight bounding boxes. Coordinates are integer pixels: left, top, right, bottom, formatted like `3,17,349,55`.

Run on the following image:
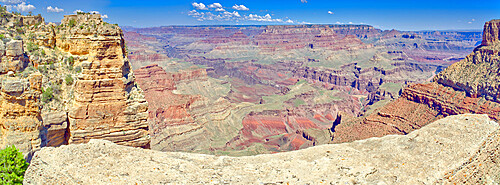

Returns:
201,31,250,44
333,82,500,143
134,64,206,137
254,25,371,52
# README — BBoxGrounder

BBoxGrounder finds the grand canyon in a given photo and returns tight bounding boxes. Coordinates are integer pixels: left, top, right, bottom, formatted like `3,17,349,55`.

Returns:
0,0,497,184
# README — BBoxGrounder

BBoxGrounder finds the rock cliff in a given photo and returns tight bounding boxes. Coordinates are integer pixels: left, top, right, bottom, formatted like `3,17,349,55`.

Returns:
23,114,500,184
56,14,149,147
0,10,149,156
434,19,500,103
0,73,43,155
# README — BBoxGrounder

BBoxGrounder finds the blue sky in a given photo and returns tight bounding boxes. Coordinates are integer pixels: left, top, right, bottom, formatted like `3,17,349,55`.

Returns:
1,0,499,31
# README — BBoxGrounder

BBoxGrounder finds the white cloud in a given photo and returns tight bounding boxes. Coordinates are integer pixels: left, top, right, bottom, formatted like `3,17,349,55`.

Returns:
73,9,84,14
189,9,242,21
90,10,100,14
187,3,298,24
208,3,222,8
188,10,203,17
224,11,240,17
328,11,334,15
0,0,23,5
192,2,208,10
14,2,35,12
102,14,108,19
301,0,308,3
246,14,282,22
232,4,249,11
47,6,64,13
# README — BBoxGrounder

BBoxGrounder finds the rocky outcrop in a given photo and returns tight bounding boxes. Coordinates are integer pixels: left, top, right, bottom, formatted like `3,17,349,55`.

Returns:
53,13,150,147
438,128,500,184
480,19,500,46
42,112,68,147
0,40,29,74
0,73,43,155
23,114,499,184
434,21,500,103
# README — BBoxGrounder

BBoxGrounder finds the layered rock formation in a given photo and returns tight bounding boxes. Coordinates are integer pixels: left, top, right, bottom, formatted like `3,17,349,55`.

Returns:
23,114,500,184
0,73,43,155
56,14,149,147
434,19,500,102
332,19,500,143
0,10,150,156
134,64,237,152
254,25,371,52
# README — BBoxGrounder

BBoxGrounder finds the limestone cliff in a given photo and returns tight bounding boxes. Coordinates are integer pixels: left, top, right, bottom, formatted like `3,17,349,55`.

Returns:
56,14,149,147
0,9,149,156
23,114,500,184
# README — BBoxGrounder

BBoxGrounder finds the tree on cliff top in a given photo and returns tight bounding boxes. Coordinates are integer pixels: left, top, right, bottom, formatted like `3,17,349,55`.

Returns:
0,145,28,184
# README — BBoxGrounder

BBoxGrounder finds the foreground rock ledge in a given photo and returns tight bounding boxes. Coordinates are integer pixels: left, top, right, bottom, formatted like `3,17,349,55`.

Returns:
24,114,498,184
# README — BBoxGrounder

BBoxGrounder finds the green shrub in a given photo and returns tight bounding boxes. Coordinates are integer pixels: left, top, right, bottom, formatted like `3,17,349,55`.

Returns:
41,86,53,103
68,19,76,28
67,56,74,66
74,66,82,73
26,42,39,53
0,145,29,184
65,75,74,85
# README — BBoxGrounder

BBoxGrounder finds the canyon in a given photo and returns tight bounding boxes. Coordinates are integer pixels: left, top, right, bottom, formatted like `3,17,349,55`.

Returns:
0,5,496,184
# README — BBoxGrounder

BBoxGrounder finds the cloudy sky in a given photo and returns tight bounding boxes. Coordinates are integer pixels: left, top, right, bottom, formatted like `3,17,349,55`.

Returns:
1,0,499,30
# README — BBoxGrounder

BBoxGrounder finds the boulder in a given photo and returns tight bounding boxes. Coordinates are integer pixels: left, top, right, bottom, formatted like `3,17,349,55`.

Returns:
5,40,23,57
42,112,69,147
1,79,25,94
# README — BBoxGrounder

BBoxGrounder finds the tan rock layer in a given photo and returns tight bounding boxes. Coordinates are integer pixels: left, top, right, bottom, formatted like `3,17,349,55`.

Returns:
0,73,43,154
56,14,149,148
